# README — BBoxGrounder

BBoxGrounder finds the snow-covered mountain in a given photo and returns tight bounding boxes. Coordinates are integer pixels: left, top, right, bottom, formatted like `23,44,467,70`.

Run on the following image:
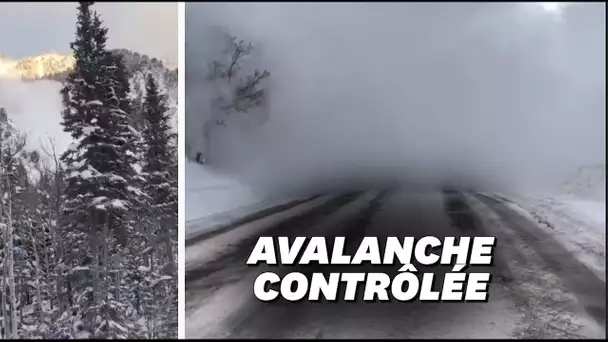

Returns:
0,50,177,82
0,49,177,158
0,53,75,80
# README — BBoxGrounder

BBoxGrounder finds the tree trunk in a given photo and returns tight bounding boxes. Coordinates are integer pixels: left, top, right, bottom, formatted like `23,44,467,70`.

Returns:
42,223,52,312
53,172,67,313
202,108,227,165
7,179,19,338
19,279,24,326
0,158,5,339
91,215,100,306
162,219,176,276
27,220,45,319
0,137,6,338
202,119,212,163
102,213,111,339
1,262,8,338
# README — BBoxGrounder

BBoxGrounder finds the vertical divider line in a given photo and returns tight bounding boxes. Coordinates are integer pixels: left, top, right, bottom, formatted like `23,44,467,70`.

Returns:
177,1,186,339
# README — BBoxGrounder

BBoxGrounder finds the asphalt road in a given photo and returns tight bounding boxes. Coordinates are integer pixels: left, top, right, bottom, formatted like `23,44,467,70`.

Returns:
185,190,606,339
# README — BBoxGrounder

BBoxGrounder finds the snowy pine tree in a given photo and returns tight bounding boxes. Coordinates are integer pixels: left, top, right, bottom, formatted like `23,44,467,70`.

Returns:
58,2,144,338
139,74,177,337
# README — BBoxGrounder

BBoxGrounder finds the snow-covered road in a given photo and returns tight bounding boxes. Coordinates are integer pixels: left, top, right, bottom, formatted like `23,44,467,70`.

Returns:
185,190,605,339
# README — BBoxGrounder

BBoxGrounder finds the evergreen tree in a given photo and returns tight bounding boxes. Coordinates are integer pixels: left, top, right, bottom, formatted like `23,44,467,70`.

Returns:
142,74,176,221
140,74,177,336
58,2,143,338
60,2,105,140
105,52,133,115
57,3,106,336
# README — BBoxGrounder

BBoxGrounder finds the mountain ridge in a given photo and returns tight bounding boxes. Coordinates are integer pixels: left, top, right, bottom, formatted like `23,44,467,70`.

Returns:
0,50,177,81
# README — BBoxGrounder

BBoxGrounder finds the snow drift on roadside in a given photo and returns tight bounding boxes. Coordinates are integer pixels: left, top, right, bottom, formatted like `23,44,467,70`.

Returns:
497,165,606,281
186,160,260,222
503,195,605,282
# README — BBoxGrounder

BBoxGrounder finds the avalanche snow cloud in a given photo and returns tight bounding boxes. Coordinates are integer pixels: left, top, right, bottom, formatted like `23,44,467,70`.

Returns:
0,78,69,153
186,3,606,195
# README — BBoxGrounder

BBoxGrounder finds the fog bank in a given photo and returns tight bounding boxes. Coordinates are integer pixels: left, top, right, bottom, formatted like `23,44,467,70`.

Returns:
186,3,606,196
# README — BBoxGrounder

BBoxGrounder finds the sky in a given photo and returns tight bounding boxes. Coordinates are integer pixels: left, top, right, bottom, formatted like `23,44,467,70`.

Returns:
186,2,605,195
0,2,177,62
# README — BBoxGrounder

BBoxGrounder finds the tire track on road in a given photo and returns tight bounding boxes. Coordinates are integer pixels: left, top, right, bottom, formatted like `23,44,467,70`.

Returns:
226,191,389,339
186,193,363,298
186,195,320,246
443,191,515,284
185,192,366,336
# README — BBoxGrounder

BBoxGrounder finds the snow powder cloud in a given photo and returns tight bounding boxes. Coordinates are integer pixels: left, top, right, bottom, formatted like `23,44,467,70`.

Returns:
187,3,605,195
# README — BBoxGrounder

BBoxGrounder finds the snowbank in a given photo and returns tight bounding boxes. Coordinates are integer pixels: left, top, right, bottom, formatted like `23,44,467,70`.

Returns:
185,160,260,222
505,195,605,282
498,165,606,281
562,199,605,225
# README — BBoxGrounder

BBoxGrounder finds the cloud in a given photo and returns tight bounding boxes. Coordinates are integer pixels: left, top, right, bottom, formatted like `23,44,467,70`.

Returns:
0,2,176,60
186,3,605,195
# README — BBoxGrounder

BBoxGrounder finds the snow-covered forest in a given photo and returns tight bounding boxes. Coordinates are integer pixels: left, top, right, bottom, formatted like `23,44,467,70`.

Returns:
0,2,177,339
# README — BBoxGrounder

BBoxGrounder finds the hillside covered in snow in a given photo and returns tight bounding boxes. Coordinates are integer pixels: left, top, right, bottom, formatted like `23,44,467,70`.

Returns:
0,53,75,80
